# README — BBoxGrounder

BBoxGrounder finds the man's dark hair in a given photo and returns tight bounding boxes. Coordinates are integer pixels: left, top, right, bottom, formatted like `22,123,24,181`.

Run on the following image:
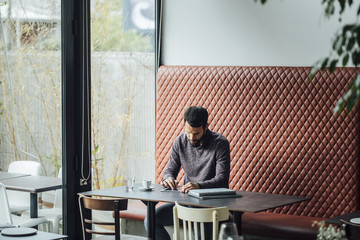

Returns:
184,106,208,129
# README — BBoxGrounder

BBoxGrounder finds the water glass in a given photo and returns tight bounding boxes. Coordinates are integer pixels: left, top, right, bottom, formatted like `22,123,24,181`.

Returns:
124,177,129,191
218,222,242,240
131,176,135,190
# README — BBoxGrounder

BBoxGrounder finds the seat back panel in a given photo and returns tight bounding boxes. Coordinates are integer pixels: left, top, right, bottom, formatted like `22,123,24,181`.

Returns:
156,66,360,218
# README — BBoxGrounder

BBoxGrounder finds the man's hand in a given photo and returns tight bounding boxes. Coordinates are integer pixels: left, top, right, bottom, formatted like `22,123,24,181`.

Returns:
161,178,178,190
180,182,199,193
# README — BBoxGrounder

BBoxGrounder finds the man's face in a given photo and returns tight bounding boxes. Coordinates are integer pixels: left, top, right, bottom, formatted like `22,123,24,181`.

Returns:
185,121,208,147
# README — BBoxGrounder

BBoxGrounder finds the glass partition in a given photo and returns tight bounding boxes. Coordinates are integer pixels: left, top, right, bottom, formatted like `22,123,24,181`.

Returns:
0,0,61,175
0,0,62,233
90,0,155,190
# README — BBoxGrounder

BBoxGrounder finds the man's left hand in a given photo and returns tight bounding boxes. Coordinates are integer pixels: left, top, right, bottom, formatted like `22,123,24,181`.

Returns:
180,182,199,193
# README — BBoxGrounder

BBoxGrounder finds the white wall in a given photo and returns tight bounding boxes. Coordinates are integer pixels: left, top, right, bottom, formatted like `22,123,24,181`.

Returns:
161,0,358,66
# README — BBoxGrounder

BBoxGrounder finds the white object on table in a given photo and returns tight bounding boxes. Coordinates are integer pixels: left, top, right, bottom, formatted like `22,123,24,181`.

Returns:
350,218,360,224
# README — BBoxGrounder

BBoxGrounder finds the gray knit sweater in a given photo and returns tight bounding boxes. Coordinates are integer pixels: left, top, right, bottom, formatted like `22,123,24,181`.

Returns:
163,130,230,189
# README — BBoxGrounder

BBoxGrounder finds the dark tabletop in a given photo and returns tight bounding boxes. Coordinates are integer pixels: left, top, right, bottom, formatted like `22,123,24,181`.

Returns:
0,175,62,193
326,211,360,225
82,184,309,213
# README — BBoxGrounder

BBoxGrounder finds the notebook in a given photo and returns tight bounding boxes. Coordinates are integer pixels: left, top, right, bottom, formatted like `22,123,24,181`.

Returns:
188,188,238,199
189,193,242,200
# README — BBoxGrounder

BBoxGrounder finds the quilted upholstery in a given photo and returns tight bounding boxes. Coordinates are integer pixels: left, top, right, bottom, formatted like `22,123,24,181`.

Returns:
155,66,360,219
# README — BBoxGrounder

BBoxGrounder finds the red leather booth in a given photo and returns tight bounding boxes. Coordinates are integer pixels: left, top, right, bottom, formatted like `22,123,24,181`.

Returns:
153,65,360,239
119,66,359,239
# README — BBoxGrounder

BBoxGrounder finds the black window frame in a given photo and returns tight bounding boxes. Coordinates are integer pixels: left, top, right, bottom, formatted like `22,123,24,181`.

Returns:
61,0,161,239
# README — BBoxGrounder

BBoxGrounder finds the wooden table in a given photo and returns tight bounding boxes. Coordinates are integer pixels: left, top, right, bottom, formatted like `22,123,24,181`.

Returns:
0,230,67,239
326,211,360,225
325,211,360,239
0,176,62,218
82,184,309,239
0,172,30,180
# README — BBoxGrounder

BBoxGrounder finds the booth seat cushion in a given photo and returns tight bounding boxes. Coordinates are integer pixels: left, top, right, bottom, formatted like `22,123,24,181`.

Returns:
242,212,325,240
119,200,324,240
117,201,166,221
118,201,147,221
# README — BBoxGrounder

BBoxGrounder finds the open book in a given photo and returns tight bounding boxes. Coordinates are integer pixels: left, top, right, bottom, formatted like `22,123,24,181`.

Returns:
188,188,240,200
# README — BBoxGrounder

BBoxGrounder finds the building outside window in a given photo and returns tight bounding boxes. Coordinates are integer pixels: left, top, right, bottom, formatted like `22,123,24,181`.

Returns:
0,0,155,234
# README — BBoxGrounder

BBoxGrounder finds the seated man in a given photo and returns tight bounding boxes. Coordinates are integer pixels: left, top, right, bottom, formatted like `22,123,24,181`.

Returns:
144,106,231,240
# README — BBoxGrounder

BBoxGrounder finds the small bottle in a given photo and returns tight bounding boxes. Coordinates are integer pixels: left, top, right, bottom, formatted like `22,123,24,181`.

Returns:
131,176,136,190
124,177,129,191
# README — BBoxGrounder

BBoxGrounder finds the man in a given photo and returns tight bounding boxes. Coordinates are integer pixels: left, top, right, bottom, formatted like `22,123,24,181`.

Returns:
144,106,231,240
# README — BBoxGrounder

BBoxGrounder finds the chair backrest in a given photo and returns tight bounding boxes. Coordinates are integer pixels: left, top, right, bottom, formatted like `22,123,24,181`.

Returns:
7,161,41,213
8,161,41,176
173,201,229,240
78,194,128,240
0,183,13,225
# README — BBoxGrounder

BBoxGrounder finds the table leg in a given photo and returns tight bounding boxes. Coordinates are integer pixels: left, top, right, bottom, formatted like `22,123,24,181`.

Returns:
30,193,38,218
232,211,243,236
142,201,157,240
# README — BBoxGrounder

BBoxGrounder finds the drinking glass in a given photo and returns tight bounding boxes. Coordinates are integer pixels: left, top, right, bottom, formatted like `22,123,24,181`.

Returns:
218,222,242,240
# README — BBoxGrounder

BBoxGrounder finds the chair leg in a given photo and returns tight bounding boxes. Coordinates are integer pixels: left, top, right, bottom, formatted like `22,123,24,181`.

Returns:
54,216,62,233
40,221,50,232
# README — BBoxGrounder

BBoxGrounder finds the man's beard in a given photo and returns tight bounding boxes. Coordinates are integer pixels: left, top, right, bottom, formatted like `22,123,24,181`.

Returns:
188,134,205,147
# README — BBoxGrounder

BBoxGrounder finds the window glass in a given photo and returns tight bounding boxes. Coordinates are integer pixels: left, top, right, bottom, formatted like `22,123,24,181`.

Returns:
90,0,155,190
0,0,61,176
0,0,62,233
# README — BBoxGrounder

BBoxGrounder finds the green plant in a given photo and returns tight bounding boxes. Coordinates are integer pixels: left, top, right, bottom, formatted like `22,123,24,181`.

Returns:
0,1,62,175
0,0,153,179
90,52,140,189
90,0,154,190
91,145,103,190
92,0,152,52
45,153,62,176
0,19,61,176
312,221,347,240
256,0,360,114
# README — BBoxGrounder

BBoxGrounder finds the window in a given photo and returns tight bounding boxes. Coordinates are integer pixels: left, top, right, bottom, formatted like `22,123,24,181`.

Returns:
0,0,62,233
90,0,155,190
0,0,61,177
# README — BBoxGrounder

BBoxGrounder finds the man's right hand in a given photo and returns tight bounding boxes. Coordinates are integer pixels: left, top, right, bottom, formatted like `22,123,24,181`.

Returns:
161,178,178,190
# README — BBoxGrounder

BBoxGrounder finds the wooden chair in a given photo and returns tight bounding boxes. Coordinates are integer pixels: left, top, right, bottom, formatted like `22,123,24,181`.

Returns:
78,194,146,240
173,201,230,240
